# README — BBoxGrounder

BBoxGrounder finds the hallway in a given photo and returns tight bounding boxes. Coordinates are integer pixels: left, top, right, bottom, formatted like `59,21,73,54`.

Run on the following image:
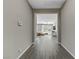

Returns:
3,0,75,59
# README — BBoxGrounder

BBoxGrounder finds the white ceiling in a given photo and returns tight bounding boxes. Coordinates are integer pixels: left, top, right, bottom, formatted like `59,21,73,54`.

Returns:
28,0,65,9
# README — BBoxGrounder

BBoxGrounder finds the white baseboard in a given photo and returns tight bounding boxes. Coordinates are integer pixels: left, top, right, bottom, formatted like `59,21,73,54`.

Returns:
17,44,33,59
61,43,75,58
17,43,75,59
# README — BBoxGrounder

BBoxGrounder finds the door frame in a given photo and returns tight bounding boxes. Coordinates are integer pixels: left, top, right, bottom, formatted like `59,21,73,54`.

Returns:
32,9,61,44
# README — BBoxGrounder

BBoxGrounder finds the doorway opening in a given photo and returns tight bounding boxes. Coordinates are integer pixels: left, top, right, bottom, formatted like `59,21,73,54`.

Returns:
34,13,58,41
32,13,59,58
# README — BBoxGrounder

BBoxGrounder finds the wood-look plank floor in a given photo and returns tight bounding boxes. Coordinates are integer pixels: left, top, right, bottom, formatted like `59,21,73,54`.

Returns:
28,45,74,59
25,35,74,59
29,36,74,59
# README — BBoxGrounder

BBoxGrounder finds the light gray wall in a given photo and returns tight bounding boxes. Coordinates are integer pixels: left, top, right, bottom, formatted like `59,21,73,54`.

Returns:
61,0,75,57
3,0,33,59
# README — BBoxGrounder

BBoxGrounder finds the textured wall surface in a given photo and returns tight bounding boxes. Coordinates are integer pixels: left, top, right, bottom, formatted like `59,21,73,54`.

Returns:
61,0,75,57
3,0,33,59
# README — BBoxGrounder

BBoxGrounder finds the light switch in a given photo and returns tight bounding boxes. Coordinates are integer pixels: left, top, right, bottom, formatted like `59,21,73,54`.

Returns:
17,16,23,26
18,20,22,26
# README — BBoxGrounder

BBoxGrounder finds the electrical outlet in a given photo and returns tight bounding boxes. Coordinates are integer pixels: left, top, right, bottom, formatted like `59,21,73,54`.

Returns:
18,49,21,53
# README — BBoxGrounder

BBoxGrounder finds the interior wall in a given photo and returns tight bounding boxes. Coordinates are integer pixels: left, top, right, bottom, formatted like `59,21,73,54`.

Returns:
61,0,75,57
3,0,33,59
